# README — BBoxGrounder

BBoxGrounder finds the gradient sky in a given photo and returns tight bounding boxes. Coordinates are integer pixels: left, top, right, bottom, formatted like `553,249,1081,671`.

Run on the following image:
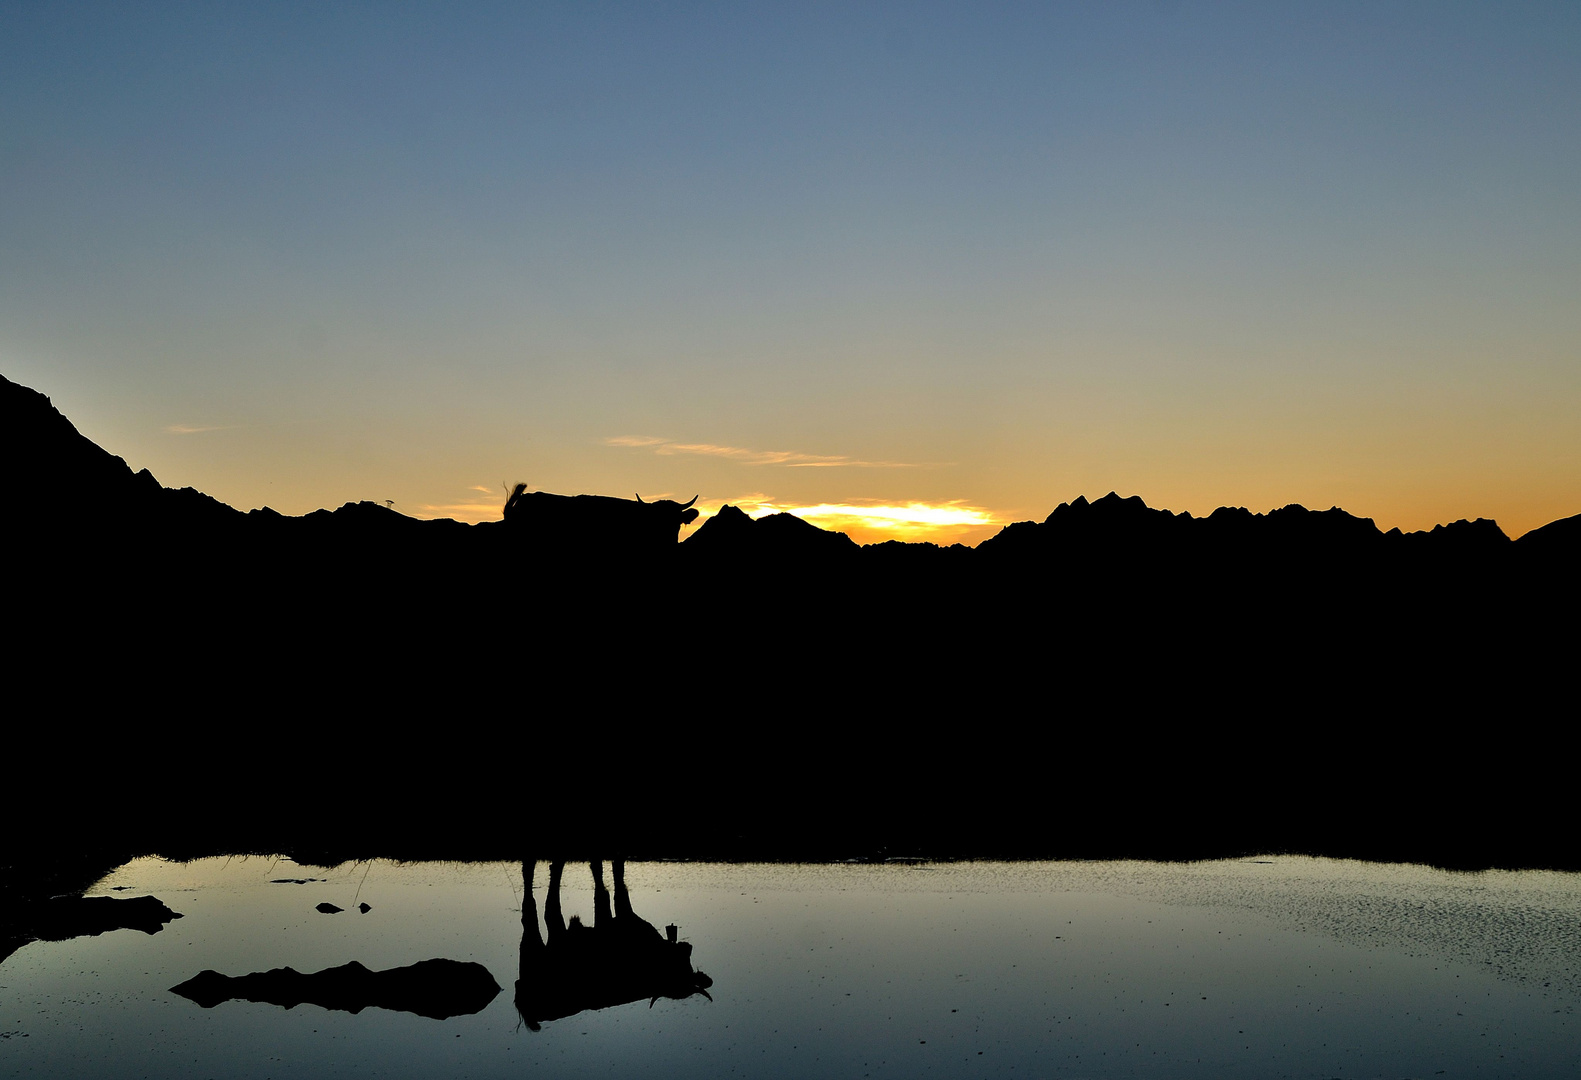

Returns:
4,2,1578,543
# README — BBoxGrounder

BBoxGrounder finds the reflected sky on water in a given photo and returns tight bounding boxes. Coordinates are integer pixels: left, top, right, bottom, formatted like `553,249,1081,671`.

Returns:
4,857,1576,1078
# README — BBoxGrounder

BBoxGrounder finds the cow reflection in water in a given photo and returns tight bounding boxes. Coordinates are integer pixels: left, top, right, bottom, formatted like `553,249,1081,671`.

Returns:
516,859,712,1030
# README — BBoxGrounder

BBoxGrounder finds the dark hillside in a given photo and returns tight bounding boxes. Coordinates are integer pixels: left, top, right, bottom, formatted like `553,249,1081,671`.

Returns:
4,374,1576,871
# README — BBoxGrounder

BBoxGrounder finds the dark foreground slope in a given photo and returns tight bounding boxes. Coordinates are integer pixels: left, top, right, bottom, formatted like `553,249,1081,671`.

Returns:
5,374,1577,871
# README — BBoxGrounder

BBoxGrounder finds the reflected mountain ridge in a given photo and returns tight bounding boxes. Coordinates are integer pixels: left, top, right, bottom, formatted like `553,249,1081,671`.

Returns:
170,958,501,1020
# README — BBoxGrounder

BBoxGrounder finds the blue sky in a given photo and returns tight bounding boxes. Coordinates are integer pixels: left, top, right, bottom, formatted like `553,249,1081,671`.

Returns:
5,2,1578,541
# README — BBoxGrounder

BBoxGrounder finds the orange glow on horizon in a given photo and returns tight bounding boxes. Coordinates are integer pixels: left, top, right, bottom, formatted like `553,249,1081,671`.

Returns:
411,485,506,524
716,497,1000,546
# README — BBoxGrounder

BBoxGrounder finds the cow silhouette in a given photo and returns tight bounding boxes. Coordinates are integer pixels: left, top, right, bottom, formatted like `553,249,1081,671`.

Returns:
502,484,699,557
514,859,712,1031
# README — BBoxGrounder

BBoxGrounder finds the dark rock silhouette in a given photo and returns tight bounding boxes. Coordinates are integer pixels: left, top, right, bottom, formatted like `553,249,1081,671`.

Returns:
1514,509,1581,577
1,894,181,968
515,860,711,1031
683,502,860,563
170,958,500,1019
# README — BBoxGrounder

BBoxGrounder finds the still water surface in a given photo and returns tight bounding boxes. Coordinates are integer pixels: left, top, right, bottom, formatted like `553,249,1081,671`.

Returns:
4,857,1576,1078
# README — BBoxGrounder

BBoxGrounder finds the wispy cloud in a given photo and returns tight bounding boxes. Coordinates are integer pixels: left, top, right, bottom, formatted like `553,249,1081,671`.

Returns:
605,435,670,448
164,423,231,435
606,436,940,469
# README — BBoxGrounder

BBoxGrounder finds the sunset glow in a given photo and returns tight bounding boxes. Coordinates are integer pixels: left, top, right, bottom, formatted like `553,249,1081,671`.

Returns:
414,485,510,524
693,497,999,546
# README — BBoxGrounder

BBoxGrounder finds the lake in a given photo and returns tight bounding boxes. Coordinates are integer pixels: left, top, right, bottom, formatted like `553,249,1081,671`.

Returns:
4,856,1576,1078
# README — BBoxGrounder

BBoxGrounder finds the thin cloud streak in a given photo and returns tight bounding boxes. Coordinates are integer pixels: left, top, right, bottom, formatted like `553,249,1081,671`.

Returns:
606,436,943,469
164,423,232,435
605,435,670,448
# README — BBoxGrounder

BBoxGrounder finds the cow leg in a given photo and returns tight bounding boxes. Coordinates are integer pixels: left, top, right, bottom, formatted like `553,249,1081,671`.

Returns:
591,860,612,928
613,858,635,921
520,860,544,954
515,859,548,1029
544,860,567,942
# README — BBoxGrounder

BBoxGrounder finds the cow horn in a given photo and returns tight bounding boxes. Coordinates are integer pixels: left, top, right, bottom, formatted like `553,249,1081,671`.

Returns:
681,495,698,510
636,493,645,503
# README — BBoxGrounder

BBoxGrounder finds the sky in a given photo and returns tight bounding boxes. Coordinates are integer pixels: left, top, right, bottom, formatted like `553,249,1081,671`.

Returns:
4,1,1578,544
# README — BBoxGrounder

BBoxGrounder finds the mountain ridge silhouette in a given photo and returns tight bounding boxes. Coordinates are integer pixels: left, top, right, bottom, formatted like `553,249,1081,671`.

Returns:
5,372,1575,871
8,373,1572,555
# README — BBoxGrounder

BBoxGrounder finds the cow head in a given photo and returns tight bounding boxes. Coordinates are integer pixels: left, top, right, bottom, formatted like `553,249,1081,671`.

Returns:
636,492,700,528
